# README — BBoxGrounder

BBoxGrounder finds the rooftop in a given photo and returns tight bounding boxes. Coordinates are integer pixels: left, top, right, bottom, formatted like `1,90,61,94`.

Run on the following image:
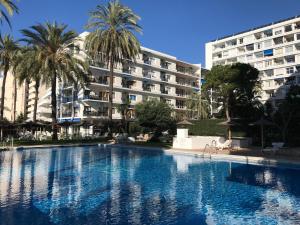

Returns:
210,15,300,42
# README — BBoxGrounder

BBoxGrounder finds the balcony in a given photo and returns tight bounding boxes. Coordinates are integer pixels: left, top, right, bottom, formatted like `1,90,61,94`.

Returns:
83,95,108,102
161,89,169,95
89,59,108,69
83,111,108,117
62,112,72,117
143,71,153,79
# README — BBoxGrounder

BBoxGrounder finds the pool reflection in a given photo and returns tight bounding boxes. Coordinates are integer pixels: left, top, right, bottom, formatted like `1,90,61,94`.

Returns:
0,147,300,225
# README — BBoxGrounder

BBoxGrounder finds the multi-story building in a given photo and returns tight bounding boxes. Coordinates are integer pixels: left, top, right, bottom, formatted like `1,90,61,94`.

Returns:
205,15,300,104
56,32,201,129
0,72,27,121
1,32,202,132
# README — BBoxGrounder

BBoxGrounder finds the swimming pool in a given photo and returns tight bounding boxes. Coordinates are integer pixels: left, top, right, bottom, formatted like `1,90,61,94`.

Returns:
0,146,299,225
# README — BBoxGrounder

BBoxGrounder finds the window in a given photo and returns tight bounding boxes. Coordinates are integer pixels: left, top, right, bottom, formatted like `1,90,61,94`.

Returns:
285,45,293,53
246,44,254,51
129,95,136,101
273,37,283,45
297,33,300,40
264,29,273,37
286,67,294,74
285,25,293,32
255,51,264,58
286,55,295,63
84,106,91,113
274,30,282,35
256,42,262,50
265,60,272,67
265,69,274,77
239,38,243,44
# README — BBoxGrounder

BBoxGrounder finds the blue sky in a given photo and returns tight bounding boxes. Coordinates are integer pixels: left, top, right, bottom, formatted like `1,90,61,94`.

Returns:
2,0,300,67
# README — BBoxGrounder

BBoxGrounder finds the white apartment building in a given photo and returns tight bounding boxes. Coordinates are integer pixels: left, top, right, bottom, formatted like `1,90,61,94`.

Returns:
1,32,202,132
37,32,202,130
206,15,300,103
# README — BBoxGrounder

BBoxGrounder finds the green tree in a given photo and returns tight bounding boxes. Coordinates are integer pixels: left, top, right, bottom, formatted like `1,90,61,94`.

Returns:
0,0,18,27
85,0,142,128
116,93,131,133
203,63,260,121
186,92,210,120
268,85,300,144
135,100,174,139
0,34,19,121
21,22,89,140
14,47,43,123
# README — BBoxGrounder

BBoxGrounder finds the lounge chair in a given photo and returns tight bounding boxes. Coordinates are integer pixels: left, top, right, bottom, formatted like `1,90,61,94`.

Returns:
263,142,284,155
217,139,233,151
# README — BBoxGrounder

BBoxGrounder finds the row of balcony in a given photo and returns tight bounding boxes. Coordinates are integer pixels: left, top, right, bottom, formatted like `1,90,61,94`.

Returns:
89,57,197,76
213,21,300,52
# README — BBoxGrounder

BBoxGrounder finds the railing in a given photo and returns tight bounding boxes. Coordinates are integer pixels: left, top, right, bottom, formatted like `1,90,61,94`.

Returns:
83,111,108,117
84,95,108,101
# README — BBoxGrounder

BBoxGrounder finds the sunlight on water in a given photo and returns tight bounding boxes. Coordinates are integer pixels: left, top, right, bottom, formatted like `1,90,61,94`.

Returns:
0,146,300,225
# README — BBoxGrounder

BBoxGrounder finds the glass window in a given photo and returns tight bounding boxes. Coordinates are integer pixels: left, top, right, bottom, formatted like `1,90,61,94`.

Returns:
286,67,294,74
274,30,282,35
129,95,136,101
256,42,262,50
255,51,264,58
265,60,273,67
286,55,295,63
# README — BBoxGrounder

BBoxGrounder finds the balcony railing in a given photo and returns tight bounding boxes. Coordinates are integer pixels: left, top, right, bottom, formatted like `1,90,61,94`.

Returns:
83,111,108,117
83,95,108,101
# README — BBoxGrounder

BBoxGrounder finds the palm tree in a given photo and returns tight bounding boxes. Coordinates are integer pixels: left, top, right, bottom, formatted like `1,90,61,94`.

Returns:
14,47,42,123
85,0,142,131
116,93,131,133
0,0,18,27
0,34,19,121
21,22,89,140
186,92,210,120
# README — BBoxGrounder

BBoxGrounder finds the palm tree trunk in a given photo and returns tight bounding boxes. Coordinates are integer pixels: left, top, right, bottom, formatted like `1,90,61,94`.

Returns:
108,56,114,131
23,79,30,119
0,66,9,120
13,75,17,122
33,80,40,123
51,72,58,140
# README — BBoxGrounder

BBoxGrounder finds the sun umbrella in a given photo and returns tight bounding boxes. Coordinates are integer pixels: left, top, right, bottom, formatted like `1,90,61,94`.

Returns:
177,119,194,128
249,117,274,150
218,119,241,140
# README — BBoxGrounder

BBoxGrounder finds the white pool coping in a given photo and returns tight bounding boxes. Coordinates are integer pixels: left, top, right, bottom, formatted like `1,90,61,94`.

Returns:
9,143,300,168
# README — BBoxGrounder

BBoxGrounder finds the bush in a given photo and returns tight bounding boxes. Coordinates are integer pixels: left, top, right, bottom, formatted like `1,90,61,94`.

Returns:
187,119,247,137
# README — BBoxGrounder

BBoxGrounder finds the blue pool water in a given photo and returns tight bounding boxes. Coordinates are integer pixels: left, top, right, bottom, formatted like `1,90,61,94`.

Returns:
0,146,300,225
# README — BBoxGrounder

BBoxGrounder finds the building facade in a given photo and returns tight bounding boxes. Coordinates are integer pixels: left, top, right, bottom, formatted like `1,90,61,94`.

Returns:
57,32,201,128
1,32,202,129
206,15,300,103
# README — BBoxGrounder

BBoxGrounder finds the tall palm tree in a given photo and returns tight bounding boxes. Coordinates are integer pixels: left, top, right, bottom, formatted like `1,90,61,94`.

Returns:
0,0,18,27
85,0,142,130
0,34,19,121
14,47,42,123
21,22,89,140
